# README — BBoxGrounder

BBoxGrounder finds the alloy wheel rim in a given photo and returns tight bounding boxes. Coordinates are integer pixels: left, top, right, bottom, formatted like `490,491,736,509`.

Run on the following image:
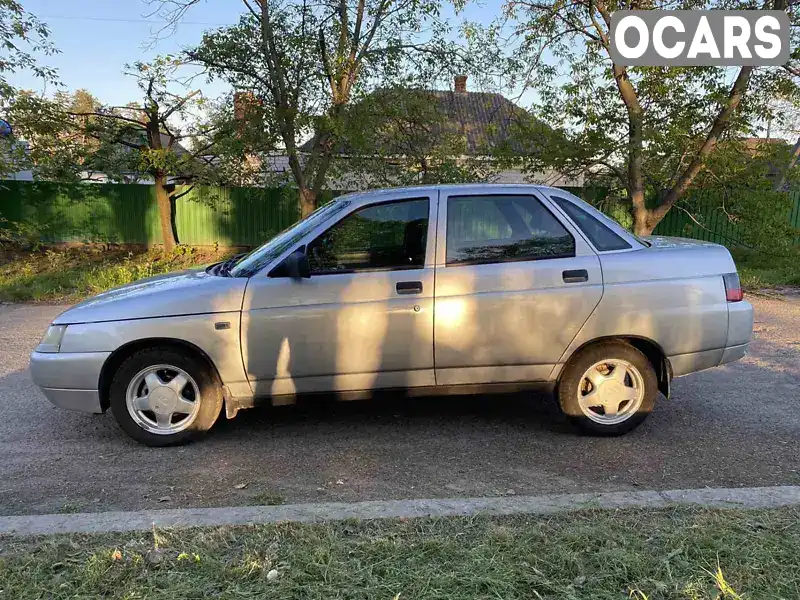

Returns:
576,359,645,425
125,364,201,435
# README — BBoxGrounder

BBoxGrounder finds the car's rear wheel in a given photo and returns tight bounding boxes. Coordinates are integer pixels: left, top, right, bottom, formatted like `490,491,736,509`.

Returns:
558,341,657,436
109,347,223,446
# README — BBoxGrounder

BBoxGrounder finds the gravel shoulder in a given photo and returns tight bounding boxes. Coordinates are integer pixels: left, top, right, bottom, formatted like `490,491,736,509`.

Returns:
0,296,798,516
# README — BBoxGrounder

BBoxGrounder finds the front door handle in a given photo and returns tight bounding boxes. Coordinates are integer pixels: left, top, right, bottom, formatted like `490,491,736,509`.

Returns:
562,269,589,283
396,281,423,295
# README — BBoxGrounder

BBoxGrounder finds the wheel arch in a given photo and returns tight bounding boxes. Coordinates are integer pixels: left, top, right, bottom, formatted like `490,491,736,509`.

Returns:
98,338,224,412
557,335,672,399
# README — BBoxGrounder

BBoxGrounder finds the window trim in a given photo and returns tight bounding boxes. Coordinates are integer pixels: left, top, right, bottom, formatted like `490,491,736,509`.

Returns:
306,196,431,276
444,194,577,268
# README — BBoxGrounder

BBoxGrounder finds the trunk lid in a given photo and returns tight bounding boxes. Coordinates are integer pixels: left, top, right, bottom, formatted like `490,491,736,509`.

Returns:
643,235,724,250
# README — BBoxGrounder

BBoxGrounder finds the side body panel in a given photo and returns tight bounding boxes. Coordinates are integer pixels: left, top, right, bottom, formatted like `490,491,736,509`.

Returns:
553,243,736,379
58,312,250,397
241,189,438,397
433,188,604,385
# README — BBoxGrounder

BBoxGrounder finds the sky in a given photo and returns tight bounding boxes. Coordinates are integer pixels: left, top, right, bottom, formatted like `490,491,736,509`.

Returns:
9,0,506,106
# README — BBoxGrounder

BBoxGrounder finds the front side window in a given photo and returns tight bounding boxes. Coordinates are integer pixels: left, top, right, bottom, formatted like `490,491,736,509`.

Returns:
446,195,575,265
307,198,429,274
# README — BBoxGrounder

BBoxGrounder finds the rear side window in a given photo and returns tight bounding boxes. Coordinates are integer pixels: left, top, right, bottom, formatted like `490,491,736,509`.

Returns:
307,198,429,274
446,195,575,265
550,195,631,251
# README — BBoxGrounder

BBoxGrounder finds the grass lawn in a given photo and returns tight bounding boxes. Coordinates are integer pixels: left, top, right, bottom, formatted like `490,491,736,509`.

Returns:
731,248,800,291
0,246,236,303
1,507,799,599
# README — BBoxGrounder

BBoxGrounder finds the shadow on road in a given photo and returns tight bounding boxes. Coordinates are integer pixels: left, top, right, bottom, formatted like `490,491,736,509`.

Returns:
213,390,572,438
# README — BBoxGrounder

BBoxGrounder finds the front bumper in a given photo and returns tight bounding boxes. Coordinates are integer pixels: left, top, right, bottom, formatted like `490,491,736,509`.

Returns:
30,351,110,414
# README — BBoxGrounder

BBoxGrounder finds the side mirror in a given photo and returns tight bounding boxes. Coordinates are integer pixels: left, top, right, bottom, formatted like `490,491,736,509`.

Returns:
284,250,310,279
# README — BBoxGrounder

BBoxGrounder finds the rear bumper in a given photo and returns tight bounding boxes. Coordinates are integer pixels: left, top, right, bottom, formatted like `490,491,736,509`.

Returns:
720,343,748,365
727,300,754,347
669,342,749,377
30,351,109,414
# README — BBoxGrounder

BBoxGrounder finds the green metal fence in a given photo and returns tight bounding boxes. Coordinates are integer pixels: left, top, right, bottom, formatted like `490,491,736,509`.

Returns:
652,188,800,246
0,181,324,246
1,180,798,247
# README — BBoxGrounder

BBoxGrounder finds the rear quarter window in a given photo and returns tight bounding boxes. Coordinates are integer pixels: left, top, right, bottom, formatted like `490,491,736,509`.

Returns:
550,195,631,252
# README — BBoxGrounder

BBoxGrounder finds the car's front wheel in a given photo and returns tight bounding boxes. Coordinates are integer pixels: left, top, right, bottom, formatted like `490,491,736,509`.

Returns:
557,341,657,436
109,347,223,446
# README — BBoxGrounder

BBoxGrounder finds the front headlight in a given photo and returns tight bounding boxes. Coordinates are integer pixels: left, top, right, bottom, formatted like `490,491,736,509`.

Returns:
36,325,67,353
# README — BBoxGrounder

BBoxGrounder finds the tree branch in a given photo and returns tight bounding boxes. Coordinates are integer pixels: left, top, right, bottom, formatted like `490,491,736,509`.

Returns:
169,184,196,202
161,89,201,120
652,66,754,224
68,111,147,128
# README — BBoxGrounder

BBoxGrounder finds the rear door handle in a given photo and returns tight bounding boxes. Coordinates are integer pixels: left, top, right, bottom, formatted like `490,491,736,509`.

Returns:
562,269,589,283
396,281,423,295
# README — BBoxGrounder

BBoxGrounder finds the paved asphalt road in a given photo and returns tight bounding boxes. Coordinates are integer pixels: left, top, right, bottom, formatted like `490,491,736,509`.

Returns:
1,296,798,516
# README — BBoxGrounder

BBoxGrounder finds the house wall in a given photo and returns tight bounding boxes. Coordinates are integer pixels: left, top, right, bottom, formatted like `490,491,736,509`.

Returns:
489,168,584,187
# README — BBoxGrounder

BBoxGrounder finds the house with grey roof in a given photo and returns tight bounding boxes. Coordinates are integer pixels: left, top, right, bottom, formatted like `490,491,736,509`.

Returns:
297,75,583,189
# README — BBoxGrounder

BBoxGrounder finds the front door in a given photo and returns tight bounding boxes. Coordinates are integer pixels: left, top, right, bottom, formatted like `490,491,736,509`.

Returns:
433,190,603,385
242,192,437,398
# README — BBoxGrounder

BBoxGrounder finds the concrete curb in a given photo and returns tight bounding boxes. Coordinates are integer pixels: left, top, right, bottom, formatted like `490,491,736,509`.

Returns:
2,486,799,537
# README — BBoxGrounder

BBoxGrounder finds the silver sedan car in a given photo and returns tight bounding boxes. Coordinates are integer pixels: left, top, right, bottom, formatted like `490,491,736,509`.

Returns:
30,184,754,446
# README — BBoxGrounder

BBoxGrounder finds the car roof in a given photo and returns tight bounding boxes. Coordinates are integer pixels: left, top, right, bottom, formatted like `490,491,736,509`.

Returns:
336,183,566,204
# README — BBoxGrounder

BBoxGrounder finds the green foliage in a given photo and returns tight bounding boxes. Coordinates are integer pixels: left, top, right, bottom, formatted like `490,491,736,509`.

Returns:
189,0,461,201
6,57,240,187
480,0,800,232
334,87,500,186
675,141,800,253
0,0,58,100
0,246,232,303
0,215,48,249
731,247,800,289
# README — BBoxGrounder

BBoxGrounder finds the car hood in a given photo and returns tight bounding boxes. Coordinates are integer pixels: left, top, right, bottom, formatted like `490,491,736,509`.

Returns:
53,268,249,325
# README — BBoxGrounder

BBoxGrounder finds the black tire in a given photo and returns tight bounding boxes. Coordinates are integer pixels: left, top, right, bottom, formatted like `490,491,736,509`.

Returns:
109,346,223,446
557,340,657,436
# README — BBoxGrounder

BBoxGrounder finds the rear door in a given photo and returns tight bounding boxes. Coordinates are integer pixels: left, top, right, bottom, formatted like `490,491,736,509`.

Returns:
434,189,603,385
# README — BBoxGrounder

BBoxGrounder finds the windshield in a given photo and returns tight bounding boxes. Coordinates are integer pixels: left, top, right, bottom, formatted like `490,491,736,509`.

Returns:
229,200,351,277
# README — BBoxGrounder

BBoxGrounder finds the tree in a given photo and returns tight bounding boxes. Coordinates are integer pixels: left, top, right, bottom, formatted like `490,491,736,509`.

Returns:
8,58,240,250
0,0,57,99
331,84,560,187
493,0,799,235
155,0,455,217
767,65,800,192
0,1,58,177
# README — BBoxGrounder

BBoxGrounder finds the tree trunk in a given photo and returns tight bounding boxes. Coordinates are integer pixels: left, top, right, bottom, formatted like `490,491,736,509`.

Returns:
773,135,800,192
645,66,753,232
299,186,317,218
155,174,178,251
628,111,651,236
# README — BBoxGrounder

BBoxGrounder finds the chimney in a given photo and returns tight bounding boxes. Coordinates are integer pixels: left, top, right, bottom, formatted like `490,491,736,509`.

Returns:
454,75,467,93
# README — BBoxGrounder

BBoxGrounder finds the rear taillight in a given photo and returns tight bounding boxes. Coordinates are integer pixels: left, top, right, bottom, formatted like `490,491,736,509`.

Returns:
723,273,743,302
